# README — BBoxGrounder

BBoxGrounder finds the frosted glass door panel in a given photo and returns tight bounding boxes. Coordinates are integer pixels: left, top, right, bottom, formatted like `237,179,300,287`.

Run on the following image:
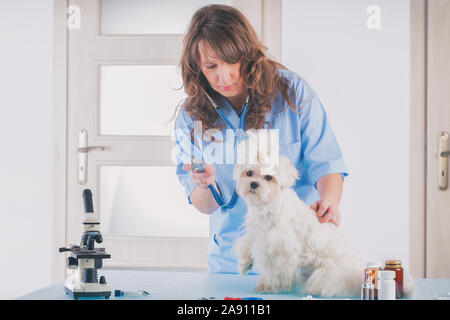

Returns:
100,166,209,237
100,65,185,136
101,0,232,35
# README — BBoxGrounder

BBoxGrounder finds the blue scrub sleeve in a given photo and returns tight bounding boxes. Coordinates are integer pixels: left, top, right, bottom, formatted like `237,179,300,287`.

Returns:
299,85,349,190
173,107,196,204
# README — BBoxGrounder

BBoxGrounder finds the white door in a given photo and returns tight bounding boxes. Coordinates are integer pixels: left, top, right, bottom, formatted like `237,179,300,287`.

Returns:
426,0,450,278
63,0,264,271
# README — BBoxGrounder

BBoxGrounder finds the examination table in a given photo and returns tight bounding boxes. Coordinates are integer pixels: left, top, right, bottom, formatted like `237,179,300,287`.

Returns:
18,269,450,300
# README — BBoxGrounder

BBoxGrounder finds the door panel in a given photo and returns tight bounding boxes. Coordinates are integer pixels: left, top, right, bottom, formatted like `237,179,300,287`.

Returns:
100,0,232,35
426,0,450,278
99,65,185,136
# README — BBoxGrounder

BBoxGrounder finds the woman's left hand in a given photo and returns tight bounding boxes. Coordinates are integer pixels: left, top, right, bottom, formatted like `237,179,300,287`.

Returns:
310,199,341,226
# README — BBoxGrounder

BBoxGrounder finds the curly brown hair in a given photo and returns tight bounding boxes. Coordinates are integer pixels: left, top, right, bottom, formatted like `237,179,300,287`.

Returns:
173,4,301,140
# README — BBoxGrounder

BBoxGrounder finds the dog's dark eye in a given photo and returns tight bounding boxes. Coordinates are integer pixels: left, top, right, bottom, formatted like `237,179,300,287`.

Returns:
264,175,273,181
246,170,253,177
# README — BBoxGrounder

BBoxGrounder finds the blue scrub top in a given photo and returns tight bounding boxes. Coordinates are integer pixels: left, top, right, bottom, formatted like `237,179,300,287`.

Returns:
173,68,349,274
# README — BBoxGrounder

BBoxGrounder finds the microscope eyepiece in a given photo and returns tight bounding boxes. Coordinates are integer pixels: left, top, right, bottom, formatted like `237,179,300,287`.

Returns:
82,189,94,213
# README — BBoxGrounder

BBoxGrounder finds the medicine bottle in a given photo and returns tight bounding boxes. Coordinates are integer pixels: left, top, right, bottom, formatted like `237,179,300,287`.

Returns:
364,262,382,299
361,270,374,300
378,270,396,300
383,260,403,298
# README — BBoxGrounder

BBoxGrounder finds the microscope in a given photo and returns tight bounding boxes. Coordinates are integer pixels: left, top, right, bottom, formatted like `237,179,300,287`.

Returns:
59,189,111,299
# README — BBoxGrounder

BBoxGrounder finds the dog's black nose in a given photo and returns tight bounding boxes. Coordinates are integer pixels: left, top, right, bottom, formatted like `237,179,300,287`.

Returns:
250,181,259,190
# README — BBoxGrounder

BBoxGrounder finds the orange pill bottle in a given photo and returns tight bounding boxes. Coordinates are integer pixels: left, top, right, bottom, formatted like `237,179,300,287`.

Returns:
364,262,382,299
383,260,403,299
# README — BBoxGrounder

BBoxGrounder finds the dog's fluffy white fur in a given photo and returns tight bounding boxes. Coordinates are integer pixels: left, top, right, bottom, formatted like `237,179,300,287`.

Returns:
232,131,414,297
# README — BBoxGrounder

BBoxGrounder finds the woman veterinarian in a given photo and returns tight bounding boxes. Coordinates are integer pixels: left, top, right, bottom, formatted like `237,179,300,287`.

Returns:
173,5,349,274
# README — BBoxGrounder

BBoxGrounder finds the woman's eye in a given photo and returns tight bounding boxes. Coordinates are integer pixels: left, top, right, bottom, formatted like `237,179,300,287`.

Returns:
264,175,273,181
206,64,217,69
246,170,253,177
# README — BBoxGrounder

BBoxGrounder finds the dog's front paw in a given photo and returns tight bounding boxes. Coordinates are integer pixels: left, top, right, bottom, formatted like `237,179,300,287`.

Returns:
254,277,280,293
254,279,269,293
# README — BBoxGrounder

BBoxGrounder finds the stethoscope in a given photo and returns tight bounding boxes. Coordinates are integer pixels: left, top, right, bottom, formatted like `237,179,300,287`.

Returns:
191,91,249,210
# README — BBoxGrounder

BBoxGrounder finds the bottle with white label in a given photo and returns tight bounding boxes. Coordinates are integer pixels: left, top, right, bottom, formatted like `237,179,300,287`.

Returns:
378,271,396,300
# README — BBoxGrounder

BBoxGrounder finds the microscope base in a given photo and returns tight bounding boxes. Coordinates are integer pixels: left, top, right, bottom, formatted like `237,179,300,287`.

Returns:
64,277,112,300
65,287,111,299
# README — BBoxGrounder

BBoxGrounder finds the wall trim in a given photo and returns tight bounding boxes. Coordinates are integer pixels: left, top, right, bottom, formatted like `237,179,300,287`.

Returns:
52,0,68,283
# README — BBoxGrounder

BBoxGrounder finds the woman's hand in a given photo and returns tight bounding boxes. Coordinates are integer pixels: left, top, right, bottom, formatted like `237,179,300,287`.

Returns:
181,162,219,214
310,199,341,226
182,163,216,189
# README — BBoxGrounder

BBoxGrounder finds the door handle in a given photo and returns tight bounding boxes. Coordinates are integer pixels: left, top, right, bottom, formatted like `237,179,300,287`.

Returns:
77,146,105,153
438,132,448,190
78,130,106,185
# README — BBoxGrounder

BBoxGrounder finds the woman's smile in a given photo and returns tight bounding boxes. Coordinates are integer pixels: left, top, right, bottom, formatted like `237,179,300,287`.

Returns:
222,84,234,91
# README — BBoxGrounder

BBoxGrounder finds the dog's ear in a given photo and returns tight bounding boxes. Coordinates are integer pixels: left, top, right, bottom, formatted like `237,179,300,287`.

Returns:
278,155,299,189
233,163,245,182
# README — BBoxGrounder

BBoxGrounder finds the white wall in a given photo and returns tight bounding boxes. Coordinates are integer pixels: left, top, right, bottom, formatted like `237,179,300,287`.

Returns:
282,0,410,266
0,0,54,299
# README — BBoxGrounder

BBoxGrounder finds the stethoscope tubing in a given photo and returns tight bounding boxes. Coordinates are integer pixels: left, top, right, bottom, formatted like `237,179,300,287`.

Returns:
201,92,249,210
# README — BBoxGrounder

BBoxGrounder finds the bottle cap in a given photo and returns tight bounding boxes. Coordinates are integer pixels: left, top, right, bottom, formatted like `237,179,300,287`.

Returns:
378,270,396,280
114,290,124,297
385,260,402,268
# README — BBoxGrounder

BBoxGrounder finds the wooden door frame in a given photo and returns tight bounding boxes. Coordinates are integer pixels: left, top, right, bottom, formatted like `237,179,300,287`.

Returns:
410,0,426,279
424,0,450,278
52,0,427,282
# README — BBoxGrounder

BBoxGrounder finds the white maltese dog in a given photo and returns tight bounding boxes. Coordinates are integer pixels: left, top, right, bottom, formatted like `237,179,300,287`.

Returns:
232,130,394,297
233,130,415,297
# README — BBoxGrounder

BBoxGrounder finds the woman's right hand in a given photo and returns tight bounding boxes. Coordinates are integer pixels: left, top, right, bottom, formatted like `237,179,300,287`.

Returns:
182,162,216,189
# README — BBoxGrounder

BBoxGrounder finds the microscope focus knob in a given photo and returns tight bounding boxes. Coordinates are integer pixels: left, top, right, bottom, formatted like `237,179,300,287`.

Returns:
66,257,78,270
99,276,107,284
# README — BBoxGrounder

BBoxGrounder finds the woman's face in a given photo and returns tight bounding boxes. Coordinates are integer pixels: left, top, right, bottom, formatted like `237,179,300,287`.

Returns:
198,40,246,98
